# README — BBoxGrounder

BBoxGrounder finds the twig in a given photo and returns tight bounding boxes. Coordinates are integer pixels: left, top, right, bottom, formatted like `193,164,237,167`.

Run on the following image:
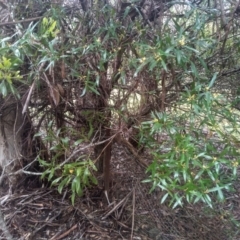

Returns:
49,224,77,240
29,210,63,239
104,190,110,205
60,134,116,167
131,188,135,240
0,16,43,27
119,136,148,168
0,157,42,181
102,191,132,220
22,80,36,114
22,63,45,114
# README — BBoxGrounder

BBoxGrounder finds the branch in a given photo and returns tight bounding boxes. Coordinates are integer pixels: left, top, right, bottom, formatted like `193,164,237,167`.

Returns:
0,16,42,27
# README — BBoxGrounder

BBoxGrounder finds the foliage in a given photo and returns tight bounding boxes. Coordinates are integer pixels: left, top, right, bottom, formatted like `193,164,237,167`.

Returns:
0,36,23,97
39,156,98,205
142,87,240,208
0,56,22,97
36,122,97,205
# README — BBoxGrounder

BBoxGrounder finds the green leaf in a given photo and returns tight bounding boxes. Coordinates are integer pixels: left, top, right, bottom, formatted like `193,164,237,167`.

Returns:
123,6,131,19
84,167,90,176
172,195,183,209
41,169,50,180
89,161,97,171
233,167,237,176
208,184,229,193
190,62,198,77
90,175,98,185
182,170,187,182
51,176,63,186
88,85,100,95
76,167,82,177
74,139,84,146
61,137,70,146
204,194,213,208
0,81,7,97
198,57,208,71
161,192,169,204
208,72,218,89
184,46,199,54
217,187,224,201
149,59,157,71
175,49,182,64
38,158,51,167
48,168,55,181
71,191,76,205
73,177,82,196
58,177,70,194
161,60,168,71
134,61,148,77
34,132,43,138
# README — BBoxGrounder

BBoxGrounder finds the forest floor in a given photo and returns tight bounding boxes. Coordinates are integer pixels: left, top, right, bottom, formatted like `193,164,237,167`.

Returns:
0,144,240,240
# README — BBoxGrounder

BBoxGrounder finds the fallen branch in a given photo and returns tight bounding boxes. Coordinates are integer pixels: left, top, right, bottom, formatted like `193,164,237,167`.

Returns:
49,224,78,240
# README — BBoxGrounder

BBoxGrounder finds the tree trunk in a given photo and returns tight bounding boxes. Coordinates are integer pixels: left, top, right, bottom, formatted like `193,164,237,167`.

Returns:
0,97,24,187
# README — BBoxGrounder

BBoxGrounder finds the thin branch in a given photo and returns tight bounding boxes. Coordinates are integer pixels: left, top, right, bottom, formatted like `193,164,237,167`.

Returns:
59,134,117,167
131,187,135,240
0,16,43,26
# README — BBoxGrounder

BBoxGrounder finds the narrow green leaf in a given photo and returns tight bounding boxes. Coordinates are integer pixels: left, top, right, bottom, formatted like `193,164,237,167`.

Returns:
58,177,69,194
48,168,55,181
184,46,199,54
74,139,84,146
208,72,218,88
51,176,63,186
172,196,183,209
0,81,7,97
190,62,198,77
71,191,76,205
134,61,148,77
88,85,100,95
161,192,169,204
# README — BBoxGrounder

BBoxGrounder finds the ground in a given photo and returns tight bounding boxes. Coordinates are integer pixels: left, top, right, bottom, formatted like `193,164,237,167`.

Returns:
0,144,239,240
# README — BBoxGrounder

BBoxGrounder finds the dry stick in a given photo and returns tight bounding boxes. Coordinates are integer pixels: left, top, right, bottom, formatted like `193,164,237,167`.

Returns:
49,224,77,240
60,134,116,167
22,80,36,114
22,63,45,114
131,188,136,240
103,127,112,195
119,137,148,169
161,69,166,111
0,16,43,26
116,191,130,220
0,210,13,240
101,190,132,220
0,157,41,181
30,210,63,239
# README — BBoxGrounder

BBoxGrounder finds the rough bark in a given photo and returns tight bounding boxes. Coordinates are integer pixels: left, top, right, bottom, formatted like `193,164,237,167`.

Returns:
0,97,24,186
